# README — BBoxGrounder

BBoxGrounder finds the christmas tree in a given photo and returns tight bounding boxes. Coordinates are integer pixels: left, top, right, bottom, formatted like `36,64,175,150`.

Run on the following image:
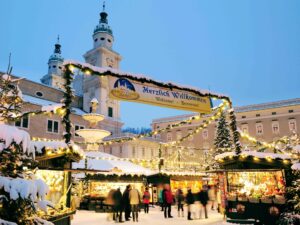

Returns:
214,110,232,154
0,74,53,225
277,165,300,225
212,110,233,169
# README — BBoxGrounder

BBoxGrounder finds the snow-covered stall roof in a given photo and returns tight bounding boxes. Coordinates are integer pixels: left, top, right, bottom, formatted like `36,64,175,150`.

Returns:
215,151,292,161
23,94,85,116
0,124,31,155
72,152,154,176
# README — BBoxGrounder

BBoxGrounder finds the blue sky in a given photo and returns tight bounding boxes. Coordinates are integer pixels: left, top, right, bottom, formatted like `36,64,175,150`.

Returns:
1,0,299,128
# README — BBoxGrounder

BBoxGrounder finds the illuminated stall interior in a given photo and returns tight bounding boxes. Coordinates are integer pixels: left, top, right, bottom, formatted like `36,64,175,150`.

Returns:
227,170,285,202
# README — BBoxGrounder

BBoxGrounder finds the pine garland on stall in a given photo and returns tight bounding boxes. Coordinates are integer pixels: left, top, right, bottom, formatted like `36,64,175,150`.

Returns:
62,67,74,144
0,75,53,225
229,108,242,155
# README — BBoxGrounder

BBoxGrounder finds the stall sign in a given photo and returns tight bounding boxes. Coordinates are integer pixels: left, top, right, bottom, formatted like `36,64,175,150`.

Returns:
108,77,212,113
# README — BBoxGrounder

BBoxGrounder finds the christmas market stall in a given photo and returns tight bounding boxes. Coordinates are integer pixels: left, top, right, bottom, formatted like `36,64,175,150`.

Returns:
30,140,84,225
216,151,292,225
146,171,216,204
72,151,154,212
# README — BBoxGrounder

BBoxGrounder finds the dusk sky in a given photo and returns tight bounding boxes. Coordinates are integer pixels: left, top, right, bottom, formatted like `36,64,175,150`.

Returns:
1,0,299,128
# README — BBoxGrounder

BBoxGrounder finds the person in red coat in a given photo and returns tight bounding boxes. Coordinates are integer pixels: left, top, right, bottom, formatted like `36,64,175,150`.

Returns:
143,187,151,213
163,184,173,218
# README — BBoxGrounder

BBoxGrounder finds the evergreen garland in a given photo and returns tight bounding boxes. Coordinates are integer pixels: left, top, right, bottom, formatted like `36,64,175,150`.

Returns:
62,67,74,144
229,108,242,155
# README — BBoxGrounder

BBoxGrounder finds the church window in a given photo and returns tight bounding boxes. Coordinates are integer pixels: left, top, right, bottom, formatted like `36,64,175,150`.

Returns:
107,39,111,43
15,114,29,129
101,37,105,41
256,123,263,135
272,121,280,134
35,91,43,97
53,65,56,68
94,38,98,42
289,119,297,131
108,107,113,117
47,119,59,133
58,66,62,69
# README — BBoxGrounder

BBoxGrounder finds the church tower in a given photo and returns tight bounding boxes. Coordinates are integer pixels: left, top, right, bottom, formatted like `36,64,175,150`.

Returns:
41,37,65,90
83,3,122,134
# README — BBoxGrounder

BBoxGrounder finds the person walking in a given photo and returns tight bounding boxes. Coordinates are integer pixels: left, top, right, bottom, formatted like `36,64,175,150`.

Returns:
175,188,184,217
105,189,116,221
142,187,151,214
123,185,131,221
129,185,141,222
186,188,194,220
198,185,209,219
163,184,173,218
208,185,216,210
113,188,124,223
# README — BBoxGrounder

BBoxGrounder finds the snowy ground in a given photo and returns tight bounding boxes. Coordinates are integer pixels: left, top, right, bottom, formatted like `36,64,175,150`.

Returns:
71,203,227,225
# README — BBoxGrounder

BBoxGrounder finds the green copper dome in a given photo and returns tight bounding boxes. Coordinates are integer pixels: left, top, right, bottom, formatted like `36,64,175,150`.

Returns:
94,11,113,36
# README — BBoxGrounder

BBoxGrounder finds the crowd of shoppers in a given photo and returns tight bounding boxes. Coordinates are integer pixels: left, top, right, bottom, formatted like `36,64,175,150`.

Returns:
105,184,219,223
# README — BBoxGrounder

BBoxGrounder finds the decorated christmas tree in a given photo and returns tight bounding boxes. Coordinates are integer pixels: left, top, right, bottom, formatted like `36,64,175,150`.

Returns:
212,110,233,169
0,73,53,225
214,110,232,154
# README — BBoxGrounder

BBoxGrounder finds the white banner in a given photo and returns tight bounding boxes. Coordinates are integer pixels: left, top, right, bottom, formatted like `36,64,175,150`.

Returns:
108,76,211,113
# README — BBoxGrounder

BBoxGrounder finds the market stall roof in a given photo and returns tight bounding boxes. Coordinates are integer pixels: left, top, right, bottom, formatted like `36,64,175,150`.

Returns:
72,151,155,176
215,151,292,161
215,150,292,170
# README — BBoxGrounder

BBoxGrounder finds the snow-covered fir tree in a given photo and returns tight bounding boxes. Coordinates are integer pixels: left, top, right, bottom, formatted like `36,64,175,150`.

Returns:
211,110,233,169
277,165,300,225
0,74,53,225
214,111,232,153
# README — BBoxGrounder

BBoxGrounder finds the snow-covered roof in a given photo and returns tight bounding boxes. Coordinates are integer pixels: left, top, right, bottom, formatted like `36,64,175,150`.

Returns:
72,151,154,175
291,163,300,171
23,94,85,116
235,98,300,113
215,151,291,160
0,124,32,155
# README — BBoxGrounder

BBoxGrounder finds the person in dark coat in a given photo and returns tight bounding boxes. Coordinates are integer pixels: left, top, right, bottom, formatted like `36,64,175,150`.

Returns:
186,188,194,220
122,185,131,221
198,185,209,219
175,188,184,217
113,188,124,222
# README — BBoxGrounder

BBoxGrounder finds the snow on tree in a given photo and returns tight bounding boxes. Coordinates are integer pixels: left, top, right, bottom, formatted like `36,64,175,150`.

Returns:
0,74,23,121
214,111,232,153
277,166,300,225
211,110,233,169
0,74,53,225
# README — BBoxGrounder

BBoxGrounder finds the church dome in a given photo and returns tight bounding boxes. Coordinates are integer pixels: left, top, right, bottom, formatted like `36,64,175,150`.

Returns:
93,10,113,36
